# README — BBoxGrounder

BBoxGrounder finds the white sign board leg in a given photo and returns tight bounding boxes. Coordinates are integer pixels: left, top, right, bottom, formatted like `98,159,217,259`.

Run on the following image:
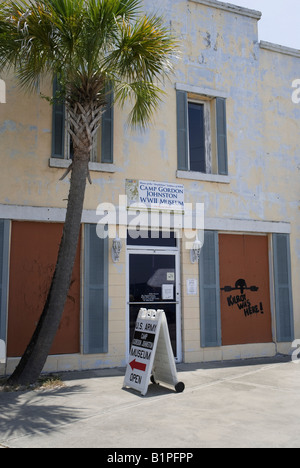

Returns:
123,309,185,396
151,313,185,393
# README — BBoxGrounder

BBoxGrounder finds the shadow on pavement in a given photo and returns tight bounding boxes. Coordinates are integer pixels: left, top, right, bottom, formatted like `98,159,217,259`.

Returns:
0,385,83,441
176,354,290,372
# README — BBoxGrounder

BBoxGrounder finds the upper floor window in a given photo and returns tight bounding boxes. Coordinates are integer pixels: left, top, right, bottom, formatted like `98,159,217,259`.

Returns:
177,88,228,179
51,78,114,165
188,100,206,173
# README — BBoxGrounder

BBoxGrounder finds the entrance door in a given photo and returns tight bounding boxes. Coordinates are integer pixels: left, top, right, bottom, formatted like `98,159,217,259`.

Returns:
128,251,181,361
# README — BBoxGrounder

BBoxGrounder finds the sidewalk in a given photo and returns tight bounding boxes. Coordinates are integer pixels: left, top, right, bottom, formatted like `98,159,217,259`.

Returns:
0,355,299,448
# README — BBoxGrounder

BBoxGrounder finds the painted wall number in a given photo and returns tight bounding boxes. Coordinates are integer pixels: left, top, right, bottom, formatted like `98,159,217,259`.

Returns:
291,339,300,364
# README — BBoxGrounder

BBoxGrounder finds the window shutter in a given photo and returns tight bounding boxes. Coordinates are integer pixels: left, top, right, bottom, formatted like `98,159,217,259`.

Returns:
52,77,65,159
176,90,189,171
199,231,222,347
216,97,228,175
101,88,114,164
273,234,294,342
0,220,9,343
83,224,109,354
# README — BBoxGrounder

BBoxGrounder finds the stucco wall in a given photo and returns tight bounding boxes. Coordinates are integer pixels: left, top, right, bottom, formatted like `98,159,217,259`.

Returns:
0,0,299,370
1,1,298,225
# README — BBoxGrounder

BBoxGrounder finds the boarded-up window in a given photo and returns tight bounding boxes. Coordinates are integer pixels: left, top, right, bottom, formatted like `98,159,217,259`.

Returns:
7,222,81,357
219,234,272,346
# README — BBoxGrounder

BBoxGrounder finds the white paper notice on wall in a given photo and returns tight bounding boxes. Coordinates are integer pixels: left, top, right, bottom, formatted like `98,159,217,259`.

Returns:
0,340,6,364
0,80,6,104
123,309,185,396
187,278,198,296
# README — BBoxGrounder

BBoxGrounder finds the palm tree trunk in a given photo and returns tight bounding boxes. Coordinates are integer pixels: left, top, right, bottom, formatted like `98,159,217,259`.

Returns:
8,154,89,386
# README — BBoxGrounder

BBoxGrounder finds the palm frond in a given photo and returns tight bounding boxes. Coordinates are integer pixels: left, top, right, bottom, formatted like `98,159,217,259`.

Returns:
103,13,178,83
115,80,164,128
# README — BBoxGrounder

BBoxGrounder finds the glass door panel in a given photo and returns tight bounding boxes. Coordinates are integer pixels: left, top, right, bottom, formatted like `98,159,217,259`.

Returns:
129,253,179,358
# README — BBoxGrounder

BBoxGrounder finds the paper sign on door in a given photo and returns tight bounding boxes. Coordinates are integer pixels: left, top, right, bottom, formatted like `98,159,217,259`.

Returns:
162,284,174,300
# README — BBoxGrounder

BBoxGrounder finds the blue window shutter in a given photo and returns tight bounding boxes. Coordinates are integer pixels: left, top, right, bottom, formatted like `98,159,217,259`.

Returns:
0,220,10,343
216,97,228,175
273,234,294,342
83,224,109,354
101,88,114,164
199,231,222,347
177,90,189,171
52,77,65,159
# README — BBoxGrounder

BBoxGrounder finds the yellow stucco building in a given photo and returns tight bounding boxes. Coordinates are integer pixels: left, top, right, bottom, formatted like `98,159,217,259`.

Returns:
0,0,299,375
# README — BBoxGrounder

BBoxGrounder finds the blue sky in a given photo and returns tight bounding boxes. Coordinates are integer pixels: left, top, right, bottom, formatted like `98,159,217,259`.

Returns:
232,0,300,49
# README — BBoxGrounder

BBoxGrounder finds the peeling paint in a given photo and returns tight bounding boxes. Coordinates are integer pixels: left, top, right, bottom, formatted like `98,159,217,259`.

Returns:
0,120,17,134
159,130,169,161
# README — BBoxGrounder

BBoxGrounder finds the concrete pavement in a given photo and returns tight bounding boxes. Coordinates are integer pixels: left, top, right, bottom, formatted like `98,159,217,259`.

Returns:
1,355,300,448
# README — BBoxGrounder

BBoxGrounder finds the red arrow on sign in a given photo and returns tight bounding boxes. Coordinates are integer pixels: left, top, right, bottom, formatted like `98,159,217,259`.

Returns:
130,359,146,372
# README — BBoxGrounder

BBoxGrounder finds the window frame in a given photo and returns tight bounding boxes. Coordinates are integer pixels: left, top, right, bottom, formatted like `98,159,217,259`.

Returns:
176,85,230,183
51,78,115,172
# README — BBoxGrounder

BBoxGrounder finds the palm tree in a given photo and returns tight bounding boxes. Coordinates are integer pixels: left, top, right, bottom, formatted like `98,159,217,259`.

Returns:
0,0,178,385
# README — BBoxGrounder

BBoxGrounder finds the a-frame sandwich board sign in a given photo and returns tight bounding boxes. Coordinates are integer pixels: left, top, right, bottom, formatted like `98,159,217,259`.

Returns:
123,308,185,396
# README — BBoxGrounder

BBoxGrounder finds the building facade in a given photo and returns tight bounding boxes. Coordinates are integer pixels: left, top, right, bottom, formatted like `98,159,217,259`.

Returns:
0,0,299,375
